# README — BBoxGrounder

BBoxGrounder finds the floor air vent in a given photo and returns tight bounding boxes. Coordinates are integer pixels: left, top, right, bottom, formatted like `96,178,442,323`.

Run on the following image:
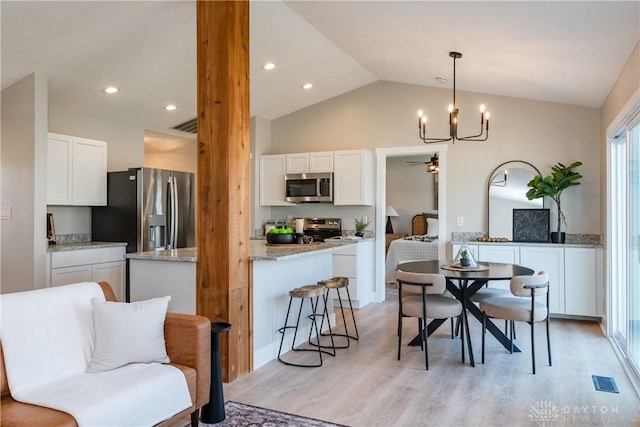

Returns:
171,117,197,134
592,375,619,393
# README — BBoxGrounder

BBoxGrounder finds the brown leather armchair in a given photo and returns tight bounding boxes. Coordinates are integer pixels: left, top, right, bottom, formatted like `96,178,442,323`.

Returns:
0,282,211,427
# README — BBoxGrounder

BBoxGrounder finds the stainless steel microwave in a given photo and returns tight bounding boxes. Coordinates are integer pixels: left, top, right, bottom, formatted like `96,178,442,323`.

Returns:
285,172,333,203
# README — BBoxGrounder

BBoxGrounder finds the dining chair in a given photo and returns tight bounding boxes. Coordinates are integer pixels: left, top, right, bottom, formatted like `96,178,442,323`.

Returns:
479,271,551,374
471,286,516,339
396,270,463,370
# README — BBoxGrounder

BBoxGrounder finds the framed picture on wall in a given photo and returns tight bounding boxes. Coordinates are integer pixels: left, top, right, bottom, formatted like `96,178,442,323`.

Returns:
512,208,550,243
47,213,56,244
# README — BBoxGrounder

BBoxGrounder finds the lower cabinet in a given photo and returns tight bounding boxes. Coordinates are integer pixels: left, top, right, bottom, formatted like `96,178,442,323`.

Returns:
451,243,602,318
519,246,565,315
332,240,373,308
49,246,126,302
564,247,598,316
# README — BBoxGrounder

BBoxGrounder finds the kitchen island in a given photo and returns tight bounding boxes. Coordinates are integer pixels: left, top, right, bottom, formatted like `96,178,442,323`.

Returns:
126,240,355,368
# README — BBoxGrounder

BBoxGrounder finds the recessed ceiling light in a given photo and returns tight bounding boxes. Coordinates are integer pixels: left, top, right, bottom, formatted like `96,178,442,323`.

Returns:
261,62,276,71
301,83,313,90
164,104,177,111
103,86,119,94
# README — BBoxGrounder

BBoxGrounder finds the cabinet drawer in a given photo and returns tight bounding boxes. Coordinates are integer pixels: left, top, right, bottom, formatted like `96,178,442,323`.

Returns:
333,254,356,276
51,247,125,268
334,244,357,256
51,265,92,286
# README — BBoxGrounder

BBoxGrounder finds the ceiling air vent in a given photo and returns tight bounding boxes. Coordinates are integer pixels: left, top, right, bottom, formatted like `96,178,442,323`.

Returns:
171,118,197,134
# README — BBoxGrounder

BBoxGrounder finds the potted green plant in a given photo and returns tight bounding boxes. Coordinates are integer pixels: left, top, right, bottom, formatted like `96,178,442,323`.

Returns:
459,249,470,267
354,215,370,237
526,161,583,243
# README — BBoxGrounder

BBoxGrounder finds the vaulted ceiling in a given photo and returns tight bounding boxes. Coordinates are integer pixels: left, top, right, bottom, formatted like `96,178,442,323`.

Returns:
2,1,638,138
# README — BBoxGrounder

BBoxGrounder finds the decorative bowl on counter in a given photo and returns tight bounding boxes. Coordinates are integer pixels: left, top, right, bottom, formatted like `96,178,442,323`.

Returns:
266,233,295,244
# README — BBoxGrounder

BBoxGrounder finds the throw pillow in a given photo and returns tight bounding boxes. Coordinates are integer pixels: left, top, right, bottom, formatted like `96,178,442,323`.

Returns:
88,296,171,373
426,217,439,236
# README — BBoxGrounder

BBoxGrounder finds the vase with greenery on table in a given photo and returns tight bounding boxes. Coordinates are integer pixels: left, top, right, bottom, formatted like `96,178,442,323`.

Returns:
354,215,370,237
525,161,583,243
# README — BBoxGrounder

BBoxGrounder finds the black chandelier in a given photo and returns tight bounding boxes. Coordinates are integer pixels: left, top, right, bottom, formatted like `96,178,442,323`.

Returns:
417,51,490,144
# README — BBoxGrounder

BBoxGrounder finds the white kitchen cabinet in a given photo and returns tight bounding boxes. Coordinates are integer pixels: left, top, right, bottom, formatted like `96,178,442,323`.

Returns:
564,247,597,316
333,149,373,206
91,261,127,300
286,152,334,173
259,154,295,206
286,153,309,174
47,133,107,206
47,133,73,204
478,245,520,264
477,245,520,290
451,243,479,260
309,152,333,172
51,265,92,286
49,246,126,301
458,242,601,318
332,240,373,308
519,246,565,315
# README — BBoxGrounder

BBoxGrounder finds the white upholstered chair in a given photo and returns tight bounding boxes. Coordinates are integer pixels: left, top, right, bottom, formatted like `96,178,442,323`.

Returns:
396,270,463,370
480,271,551,374
471,286,515,338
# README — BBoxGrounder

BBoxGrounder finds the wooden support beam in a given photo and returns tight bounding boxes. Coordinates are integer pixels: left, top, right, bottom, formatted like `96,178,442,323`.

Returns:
196,0,251,382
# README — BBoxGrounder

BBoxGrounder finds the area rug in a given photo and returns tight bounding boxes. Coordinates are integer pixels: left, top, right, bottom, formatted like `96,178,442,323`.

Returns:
206,401,349,427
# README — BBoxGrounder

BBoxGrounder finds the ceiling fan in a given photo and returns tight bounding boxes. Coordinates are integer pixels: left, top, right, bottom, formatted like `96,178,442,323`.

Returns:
406,154,439,173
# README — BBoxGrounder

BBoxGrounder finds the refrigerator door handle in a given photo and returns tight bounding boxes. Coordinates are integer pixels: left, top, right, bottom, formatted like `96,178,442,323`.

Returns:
172,176,179,248
167,177,174,249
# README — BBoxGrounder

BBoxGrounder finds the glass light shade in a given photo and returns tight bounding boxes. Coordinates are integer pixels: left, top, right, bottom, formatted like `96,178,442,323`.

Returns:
453,244,478,267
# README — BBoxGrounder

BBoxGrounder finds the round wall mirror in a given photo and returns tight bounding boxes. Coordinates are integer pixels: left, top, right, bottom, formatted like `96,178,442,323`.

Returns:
488,161,542,240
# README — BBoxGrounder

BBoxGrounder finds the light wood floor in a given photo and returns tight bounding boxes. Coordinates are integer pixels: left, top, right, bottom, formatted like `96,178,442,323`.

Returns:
223,288,640,426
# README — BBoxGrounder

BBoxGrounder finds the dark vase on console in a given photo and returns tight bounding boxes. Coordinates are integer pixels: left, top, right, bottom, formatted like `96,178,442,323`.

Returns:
550,232,565,244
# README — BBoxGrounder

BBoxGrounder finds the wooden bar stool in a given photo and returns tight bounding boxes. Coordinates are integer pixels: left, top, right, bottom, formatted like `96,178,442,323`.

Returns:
316,276,359,348
277,284,335,367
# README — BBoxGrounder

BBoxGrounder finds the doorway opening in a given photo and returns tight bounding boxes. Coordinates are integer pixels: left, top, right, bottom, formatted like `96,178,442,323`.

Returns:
374,144,448,302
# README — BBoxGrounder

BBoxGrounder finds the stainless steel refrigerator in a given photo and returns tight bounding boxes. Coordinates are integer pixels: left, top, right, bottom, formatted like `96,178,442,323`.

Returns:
92,167,195,253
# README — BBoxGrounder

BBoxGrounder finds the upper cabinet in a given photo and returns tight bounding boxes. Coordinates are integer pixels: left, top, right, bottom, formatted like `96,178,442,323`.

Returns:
260,154,295,206
286,152,333,173
47,133,107,206
334,149,373,206
260,149,372,206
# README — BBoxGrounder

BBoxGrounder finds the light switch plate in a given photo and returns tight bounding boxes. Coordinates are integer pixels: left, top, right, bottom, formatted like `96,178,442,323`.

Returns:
456,216,463,227
0,206,12,220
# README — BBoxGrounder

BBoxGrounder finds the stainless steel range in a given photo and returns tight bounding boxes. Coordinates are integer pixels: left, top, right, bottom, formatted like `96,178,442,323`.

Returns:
302,217,341,242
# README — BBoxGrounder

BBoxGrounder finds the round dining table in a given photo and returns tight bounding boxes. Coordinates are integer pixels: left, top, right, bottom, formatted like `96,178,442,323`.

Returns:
397,260,534,367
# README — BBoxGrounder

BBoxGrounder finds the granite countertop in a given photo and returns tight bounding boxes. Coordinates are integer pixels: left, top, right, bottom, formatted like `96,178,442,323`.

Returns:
455,240,603,249
48,241,128,252
451,232,603,248
125,247,197,262
125,240,354,263
249,240,354,261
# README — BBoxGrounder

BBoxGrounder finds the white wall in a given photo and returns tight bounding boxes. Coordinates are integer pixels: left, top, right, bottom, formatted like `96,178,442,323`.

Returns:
144,130,196,173
269,80,601,240
47,206,91,236
600,41,639,236
251,116,273,235
1,73,48,293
